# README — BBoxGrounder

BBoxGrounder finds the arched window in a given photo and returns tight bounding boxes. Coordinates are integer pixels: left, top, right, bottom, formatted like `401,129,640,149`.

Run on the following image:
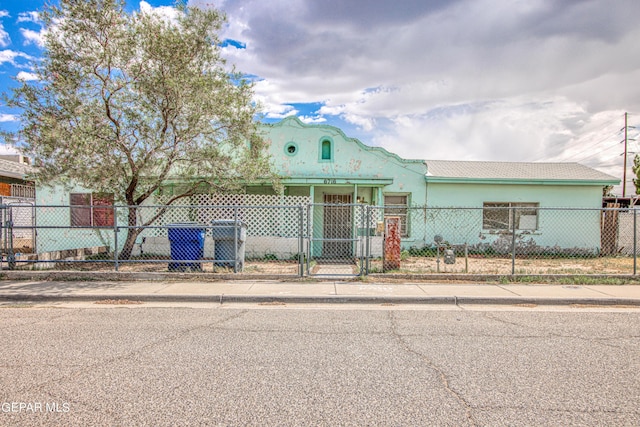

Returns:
321,139,331,160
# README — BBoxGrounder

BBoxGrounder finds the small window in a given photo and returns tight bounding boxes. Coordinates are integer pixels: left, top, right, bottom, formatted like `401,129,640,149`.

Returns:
321,140,331,159
284,142,298,156
483,202,539,231
384,195,409,237
319,138,333,161
70,193,114,227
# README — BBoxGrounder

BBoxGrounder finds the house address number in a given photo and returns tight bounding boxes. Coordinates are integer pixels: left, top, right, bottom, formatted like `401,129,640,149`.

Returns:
324,179,337,184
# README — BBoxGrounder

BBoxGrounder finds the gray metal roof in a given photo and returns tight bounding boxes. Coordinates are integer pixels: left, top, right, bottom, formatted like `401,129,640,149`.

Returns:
0,158,34,180
425,160,619,183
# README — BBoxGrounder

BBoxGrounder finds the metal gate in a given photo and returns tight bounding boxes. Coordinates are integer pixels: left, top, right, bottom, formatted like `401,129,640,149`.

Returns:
306,202,366,277
0,200,36,269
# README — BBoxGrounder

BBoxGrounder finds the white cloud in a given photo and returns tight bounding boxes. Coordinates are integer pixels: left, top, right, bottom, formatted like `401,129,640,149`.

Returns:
0,114,17,123
0,10,9,48
299,115,326,124
211,0,640,196
0,28,9,48
16,71,38,81
139,1,182,24
20,28,45,47
1,0,638,195
0,49,34,66
17,11,40,23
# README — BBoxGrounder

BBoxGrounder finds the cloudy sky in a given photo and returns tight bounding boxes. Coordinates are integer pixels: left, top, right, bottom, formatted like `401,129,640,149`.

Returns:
1,0,640,194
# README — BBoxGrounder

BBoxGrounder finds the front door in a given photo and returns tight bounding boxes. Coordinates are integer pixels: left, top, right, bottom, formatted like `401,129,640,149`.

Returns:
323,194,353,260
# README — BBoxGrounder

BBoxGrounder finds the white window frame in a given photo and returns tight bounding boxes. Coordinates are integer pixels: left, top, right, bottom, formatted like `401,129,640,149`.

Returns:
384,194,409,237
482,202,539,231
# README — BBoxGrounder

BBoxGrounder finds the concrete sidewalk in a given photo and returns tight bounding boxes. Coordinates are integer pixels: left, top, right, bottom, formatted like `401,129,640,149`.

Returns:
1,277,640,306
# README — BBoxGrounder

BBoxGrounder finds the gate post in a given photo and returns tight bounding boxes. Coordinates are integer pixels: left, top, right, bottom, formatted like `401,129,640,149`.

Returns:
365,205,371,275
383,216,401,271
357,204,365,276
511,207,516,275
114,206,119,272
298,205,304,277
0,204,4,270
306,204,312,276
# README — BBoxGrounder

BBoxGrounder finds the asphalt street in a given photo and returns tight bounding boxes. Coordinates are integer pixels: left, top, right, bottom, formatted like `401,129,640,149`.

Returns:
1,305,639,426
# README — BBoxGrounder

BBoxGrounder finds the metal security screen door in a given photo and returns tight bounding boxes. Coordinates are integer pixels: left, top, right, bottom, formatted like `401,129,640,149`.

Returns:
322,194,353,260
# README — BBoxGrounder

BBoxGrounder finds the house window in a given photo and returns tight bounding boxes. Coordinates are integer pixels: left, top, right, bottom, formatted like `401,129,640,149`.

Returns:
482,202,539,231
384,195,409,237
320,139,332,161
70,193,115,227
284,142,298,156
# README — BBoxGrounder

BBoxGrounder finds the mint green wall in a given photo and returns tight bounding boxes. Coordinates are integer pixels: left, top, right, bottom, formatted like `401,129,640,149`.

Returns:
261,117,426,203
426,182,603,208
35,185,123,253
424,182,605,251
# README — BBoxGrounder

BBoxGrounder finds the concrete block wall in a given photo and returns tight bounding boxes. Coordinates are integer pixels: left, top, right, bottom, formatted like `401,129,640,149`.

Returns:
357,236,383,258
245,236,302,260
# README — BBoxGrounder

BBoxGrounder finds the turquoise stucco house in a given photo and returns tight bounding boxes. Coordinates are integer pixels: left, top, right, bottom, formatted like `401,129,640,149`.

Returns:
32,116,619,259
248,117,619,257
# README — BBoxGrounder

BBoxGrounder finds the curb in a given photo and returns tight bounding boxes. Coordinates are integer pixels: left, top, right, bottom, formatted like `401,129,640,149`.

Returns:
3,271,640,284
1,293,640,306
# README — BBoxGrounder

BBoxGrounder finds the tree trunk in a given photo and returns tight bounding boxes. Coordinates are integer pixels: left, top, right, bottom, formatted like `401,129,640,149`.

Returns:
118,205,142,260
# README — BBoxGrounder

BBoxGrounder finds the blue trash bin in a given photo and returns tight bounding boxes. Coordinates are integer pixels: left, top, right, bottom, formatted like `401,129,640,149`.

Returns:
167,223,205,271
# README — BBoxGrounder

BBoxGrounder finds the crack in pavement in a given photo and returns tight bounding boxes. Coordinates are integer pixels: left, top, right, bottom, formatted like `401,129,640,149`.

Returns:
387,311,477,427
482,311,639,350
7,309,250,399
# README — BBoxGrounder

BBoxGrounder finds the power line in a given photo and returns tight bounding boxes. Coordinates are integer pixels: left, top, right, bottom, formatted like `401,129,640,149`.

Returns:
552,135,619,163
622,112,637,197
531,113,625,162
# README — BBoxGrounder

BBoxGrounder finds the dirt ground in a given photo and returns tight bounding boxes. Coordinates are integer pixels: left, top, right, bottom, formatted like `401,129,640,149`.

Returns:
14,255,637,276
368,255,636,275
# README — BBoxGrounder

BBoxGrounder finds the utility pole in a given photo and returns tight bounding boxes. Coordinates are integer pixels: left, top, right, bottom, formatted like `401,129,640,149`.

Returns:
624,112,637,197
624,112,628,197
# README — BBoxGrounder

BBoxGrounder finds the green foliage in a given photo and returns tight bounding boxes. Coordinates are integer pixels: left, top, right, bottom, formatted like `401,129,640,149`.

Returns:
4,0,276,203
634,155,640,195
1,0,278,258
407,245,438,257
290,253,306,262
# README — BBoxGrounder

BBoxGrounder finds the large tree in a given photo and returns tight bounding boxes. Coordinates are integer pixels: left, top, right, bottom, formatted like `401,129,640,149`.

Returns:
2,0,277,259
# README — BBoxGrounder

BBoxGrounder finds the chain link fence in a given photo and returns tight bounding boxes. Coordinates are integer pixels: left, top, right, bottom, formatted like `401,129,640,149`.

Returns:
1,203,637,277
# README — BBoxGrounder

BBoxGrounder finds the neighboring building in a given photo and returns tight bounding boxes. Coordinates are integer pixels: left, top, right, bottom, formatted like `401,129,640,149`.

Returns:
0,155,36,254
0,156,35,199
31,116,620,258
